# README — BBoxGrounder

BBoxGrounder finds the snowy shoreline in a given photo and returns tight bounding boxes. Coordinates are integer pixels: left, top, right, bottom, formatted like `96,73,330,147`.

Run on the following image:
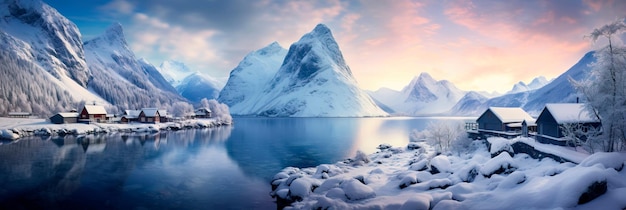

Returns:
270,137,626,209
0,117,231,140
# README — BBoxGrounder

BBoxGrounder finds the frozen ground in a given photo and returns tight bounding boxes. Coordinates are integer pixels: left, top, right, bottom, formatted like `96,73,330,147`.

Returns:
0,117,230,140
271,137,626,209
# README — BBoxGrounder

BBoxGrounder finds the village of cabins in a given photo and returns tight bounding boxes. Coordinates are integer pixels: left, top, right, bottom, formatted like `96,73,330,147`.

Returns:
7,103,599,147
467,103,600,147
43,105,213,124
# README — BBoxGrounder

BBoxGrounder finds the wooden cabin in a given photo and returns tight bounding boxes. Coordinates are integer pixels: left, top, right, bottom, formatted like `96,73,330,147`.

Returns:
536,103,601,146
49,112,79,124
476,107,536,138
8,112,30,118
121,110,141,124
158,109,170,122
195,108,212,119
79,105,107,123
139,108,160,123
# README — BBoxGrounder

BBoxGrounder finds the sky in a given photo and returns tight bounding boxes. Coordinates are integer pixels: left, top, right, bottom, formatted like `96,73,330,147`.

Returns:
45,0,626,93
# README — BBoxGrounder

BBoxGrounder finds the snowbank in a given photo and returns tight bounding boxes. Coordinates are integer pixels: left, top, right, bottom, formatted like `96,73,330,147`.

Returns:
0,117,231,140
271,139,626,209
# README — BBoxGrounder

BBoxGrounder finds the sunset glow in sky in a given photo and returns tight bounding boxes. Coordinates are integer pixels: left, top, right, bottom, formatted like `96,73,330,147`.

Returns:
46,0,626,93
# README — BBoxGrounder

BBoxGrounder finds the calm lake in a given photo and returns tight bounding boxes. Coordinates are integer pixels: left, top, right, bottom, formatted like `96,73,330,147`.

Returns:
0,117,472,209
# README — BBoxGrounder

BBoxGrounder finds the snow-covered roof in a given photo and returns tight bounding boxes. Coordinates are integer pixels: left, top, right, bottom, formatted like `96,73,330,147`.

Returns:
544,103,599,124
158,110,167,116
56,112,79,118
124,110,141,118
83,105,107,115
197,108,212,113
141,108,160,117
489,107,535,123
8,112,30,115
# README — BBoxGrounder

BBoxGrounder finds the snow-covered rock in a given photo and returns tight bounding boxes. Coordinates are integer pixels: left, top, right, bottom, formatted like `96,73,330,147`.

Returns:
369,72,466,116
222,25,386,117
272,140,626,209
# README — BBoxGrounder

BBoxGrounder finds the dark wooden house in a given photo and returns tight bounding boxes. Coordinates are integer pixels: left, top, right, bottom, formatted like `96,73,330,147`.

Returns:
121,110,141,124
536,103,601,146
49,112,79,124
476,107,536,138
194,108,212,119
79,105,107,123
139,108,160,123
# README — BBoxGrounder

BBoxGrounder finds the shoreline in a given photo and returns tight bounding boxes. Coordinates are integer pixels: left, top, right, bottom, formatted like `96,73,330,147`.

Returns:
0,117,232,140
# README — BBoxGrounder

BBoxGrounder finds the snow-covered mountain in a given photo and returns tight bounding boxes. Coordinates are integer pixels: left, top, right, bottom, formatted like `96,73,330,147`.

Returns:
449,51,595,116
176,72,223,102
158,60,194,87
158,60,224,102
506,76,550,94
0,0,89,87
84,23,186,111
446,91,489,116
218,42,288,110
0,0,112,116
369,73,466,116
222,24,386,117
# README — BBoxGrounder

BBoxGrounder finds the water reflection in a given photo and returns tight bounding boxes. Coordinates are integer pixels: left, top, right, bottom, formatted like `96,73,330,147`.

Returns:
0,128,242,209
225,118,359,180
0,117,468,209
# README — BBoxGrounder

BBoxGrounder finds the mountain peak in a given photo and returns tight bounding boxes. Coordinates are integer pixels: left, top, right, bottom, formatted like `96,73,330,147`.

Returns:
256,41,285,56
312,23,332,35
417,72,435,81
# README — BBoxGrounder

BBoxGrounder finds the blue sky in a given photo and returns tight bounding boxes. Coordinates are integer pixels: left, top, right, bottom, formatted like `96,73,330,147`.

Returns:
45,0,626,93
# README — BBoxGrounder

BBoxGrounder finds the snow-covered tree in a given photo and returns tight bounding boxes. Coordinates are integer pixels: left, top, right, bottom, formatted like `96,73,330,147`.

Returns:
574,18,626,152
169,101,194,118
412,121,468,154
205,99,232,123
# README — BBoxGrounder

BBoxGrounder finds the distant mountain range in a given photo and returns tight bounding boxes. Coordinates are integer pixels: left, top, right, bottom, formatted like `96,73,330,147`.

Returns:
0,0,596,118
368,73,466,115
369,53,591,117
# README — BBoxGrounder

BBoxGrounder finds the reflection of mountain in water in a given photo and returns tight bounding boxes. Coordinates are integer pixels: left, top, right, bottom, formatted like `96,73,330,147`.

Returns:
0,136,86,208
0,128,233,209
225,118,359,181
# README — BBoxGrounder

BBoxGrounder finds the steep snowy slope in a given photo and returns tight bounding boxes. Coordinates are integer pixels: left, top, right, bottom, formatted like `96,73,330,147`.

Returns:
84,23,186,111
230,24,386,117
369,73,466,116
449,51,595,116
218,42,288,111
0,0,111,116
138,58,178,94
0,0,89,87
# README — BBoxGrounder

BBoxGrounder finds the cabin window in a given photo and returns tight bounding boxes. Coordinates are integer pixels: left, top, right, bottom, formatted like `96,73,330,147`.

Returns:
141,117,145,122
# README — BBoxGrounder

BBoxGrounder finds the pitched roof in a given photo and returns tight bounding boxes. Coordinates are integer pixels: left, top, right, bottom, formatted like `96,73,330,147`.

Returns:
488,107,535,123
544,103,599,124
158,109,167,116
56,112,79,118
83,105,107,115
124,110,141,118
141,108,160,117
